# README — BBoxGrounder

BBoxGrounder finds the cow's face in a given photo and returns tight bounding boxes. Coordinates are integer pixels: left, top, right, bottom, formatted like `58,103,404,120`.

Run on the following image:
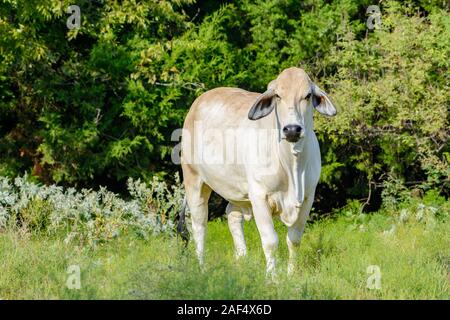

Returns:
248,67,336,143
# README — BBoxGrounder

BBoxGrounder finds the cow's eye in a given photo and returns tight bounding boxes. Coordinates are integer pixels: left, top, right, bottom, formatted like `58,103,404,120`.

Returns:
305,93,311,100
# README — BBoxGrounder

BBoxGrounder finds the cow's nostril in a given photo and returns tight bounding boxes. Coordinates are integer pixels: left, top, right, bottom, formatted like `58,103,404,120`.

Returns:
283,125,303,142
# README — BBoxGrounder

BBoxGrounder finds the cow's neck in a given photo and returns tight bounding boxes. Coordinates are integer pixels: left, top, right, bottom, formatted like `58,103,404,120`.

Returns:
278,136,309,199
272,114,313,226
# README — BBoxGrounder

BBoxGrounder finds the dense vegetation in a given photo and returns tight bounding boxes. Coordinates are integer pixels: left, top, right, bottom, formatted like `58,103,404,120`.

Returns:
0,171,448,299
0,0,448,300
1,191,448,299
0,175,183,244
1,0,448,214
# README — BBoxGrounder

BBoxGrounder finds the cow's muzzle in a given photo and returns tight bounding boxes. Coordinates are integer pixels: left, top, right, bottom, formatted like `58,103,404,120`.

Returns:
282,124,302,142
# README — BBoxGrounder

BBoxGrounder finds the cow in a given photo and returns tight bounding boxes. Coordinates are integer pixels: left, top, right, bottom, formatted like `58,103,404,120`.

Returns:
178,67,336,275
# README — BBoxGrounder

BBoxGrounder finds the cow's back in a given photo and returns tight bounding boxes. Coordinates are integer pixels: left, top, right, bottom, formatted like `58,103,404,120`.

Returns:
184,87,259,130
181,87,267,203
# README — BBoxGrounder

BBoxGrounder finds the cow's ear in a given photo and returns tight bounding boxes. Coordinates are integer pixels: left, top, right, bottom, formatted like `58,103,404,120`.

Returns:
312,84,337,117
248,89,276,120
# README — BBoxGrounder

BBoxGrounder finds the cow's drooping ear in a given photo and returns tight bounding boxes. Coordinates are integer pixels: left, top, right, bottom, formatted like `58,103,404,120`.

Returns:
312,84,337,117
248,89,276,120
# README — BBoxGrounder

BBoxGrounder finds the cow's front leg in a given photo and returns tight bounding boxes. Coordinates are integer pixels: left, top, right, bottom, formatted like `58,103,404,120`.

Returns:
226,203,247,258
250,196,278,277
286,196,313,275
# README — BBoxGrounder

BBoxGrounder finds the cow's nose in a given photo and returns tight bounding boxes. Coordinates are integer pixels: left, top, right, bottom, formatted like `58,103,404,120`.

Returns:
282,124,302,142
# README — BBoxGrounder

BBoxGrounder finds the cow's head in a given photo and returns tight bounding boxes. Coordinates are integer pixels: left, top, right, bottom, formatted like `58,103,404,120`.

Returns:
248,67,336,143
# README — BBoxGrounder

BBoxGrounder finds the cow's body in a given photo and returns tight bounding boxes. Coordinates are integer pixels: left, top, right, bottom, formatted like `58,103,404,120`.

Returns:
180,68,336,275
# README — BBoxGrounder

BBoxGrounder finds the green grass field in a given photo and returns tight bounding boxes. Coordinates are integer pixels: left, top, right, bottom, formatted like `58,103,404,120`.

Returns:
1,208,448,300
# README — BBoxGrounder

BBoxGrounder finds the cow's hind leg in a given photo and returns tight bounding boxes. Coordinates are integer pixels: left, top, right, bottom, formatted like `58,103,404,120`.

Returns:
286,196,313,275
226,203,247,258
183,165,212,266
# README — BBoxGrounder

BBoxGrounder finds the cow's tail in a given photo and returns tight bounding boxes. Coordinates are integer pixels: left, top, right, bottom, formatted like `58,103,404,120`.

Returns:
177,195,189,246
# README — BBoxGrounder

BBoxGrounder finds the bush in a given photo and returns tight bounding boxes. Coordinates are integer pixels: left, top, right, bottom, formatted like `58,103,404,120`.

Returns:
315,2,449,206
0,0,448,212
0,174,184,246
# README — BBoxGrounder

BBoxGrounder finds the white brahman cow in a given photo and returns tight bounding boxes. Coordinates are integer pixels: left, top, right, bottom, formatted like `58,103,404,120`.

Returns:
178,67,336,275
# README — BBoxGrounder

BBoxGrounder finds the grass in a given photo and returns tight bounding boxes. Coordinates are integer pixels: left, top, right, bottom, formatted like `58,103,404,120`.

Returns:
0,209,449,299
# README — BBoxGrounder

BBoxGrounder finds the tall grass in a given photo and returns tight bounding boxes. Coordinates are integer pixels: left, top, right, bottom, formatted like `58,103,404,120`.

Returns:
0,175,448,299
0,203,448,299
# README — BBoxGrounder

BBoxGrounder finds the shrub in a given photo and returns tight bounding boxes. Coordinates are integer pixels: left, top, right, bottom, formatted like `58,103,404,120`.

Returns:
0,174,184,246
315,1,449,205
0,0,447,212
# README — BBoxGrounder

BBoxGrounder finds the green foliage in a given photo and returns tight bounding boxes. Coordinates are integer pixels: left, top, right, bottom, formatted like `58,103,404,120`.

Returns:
16,197,52,232
0,0,195,185
315,1,449,203
0,0,448,209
